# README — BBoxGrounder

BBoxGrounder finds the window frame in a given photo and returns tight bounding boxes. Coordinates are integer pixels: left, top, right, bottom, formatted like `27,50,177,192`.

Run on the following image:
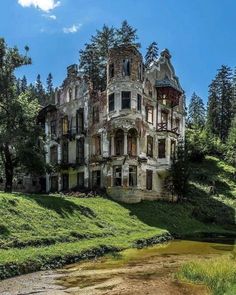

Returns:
122,91,131,109
109,93,115,112
113,166,122,186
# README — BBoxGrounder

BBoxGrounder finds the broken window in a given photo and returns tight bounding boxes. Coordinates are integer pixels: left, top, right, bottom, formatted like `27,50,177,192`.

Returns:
68,88,73,101
50,120,57,138
76,108,84,134
76,138,84,164
62,174,69,191
147,135,153,157
137,94,142,111
158,139,166,158
146,170,153,190
122,59,131,76
129,166,137,186
115,129,124,156
62,141,69,163
113,166,122,186
171,140,176,159
128,128,137,156
77,172,84,188
93,106,99,123
109,63,114,78
93,135,101,155
50,145,58,164
146,106,153,123
92,170,101,188
62,116,69,135
109,93,115,112
122,91,131,109
50,176,58,192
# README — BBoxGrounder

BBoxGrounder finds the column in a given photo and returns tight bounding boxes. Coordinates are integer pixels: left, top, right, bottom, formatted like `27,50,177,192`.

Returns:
57,144,62,164
111,135,115,156
124,131,128,155
137,137,140,156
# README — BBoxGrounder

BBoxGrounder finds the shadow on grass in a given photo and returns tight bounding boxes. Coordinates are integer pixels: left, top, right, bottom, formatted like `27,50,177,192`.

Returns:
21,194,96,218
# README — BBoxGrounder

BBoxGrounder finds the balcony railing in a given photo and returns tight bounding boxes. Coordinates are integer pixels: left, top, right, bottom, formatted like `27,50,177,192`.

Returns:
157,122,180,134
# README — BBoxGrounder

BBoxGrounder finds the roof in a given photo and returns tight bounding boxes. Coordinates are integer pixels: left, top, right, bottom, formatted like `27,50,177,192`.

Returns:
155,75,183,93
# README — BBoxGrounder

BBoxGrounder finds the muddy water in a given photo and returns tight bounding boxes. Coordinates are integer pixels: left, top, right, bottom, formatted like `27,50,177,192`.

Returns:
0,239,235,295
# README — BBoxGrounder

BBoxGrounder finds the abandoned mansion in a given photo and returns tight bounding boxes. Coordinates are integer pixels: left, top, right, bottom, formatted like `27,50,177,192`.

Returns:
12,45,185,203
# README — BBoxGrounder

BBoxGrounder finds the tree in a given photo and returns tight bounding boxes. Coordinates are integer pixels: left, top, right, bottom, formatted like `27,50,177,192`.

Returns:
35,74,46,105
46,73,54,104
169,139,190,201
207,65,233,142
225,116,236,166
21,75,27,93
116,20,140,48
0,39,45,192
145,42,158,67
187,92,205,128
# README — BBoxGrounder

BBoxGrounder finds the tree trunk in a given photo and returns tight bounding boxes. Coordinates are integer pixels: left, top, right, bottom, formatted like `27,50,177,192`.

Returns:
3,145,13,193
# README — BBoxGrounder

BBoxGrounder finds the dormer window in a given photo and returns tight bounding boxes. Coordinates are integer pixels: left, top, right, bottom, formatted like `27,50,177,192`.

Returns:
122,59,131,76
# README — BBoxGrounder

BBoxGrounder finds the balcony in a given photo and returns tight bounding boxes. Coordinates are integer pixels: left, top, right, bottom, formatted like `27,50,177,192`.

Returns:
157,122,180,134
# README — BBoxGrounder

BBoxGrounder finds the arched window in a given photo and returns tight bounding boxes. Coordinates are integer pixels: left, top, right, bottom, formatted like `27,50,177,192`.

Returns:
115,129,124,156
127,128,138,156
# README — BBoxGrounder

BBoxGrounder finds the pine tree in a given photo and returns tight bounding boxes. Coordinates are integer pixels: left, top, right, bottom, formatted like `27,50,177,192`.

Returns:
46,73,54,104
225,115,236,166
116,20,140,48
206,66,233,142
35,74,46,105
21,75,27,92
145,42,159,67
187,92,205,128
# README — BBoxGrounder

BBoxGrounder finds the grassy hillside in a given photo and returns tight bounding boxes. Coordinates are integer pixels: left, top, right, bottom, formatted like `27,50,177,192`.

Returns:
0,156,235,279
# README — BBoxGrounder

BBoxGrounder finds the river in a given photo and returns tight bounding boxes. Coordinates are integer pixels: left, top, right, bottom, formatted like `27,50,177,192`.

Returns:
0,238,235,295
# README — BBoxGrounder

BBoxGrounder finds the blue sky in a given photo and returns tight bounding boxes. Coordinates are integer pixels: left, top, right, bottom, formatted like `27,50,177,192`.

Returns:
0,0,236,105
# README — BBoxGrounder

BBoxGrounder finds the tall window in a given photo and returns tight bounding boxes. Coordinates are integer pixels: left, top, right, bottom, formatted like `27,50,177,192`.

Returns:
68,88,72,101
50,145,58,164
76,138,84,164
146,106,153,123
122,59,131,76
137,94,142,111
62,174,69,190
93,135,101,155
147,136,153,157
93,106,99,123
76,109,84,134
50,176,58,192
115,129,124,156
113,166,122,186
77,172,84,188
129,166,137,186
50,120,57,137
146,170,153,190
122,91,131,109
171,140,176,159
127,129,137,156
161,111,168,129
109,93,115,112
92,170,101,188
138,63,142,80
62,116,69,135
62,141,68,163
158,139,166,158
109,63,114,78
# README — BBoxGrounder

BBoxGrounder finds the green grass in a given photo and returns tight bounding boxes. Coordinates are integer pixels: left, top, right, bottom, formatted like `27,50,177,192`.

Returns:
177,253,236,295
0,156,235,279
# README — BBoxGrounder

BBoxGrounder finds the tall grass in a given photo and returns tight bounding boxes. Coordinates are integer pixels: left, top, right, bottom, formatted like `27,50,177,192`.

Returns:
177,253,236,295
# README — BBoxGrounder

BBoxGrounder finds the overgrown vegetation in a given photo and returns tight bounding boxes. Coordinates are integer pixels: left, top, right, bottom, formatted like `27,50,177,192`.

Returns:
177,254,236,295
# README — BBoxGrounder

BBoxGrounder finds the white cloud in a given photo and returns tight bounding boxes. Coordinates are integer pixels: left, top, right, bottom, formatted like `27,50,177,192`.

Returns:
42,14,57,19
18,0,60,12
63,24,82,34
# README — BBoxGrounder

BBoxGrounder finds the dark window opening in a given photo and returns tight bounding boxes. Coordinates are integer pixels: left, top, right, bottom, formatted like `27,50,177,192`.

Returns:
93,135,101,155
50,145,58,164
147,136,153,157
122,91,131,109
115,129,124,156
137,94,142,111
50,176,58,192
146,170,153,190
113,166,122,186
93,106,99,124
76,109,84,134
122,59,131,76
92,170,101,188
109,93,115,112
50,120,57,137
76,138,84,164
158,139,166,158
77,172,84,188
171,140,176,159
69,88,72,101
129,166,137,186
109,63,114,78
62,141,69,163
138,63,142,80
62,174,69,191
146,106,153,123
